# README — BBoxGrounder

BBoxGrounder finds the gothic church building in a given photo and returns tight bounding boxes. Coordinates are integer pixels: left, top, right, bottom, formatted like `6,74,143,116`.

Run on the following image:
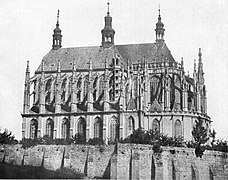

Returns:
22,4,211,142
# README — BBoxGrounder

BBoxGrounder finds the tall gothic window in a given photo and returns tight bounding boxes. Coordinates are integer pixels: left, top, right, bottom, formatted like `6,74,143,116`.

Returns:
62,118,70,139
78,118,86,138
30,119,38,139
93,77,98,101
150,77,160,103
152,119,160,132
128,116,135,134
94,117,103,139
77,77,82,102
83,75,89,98
99,75,105,96
174,120,182,137
46,118,54,138
110,117,118,141
61,78,67,102
45,79,52,103
109,76,114,101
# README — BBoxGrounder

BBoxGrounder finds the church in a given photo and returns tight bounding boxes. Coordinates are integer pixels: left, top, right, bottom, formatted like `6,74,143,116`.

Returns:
21,3,211,143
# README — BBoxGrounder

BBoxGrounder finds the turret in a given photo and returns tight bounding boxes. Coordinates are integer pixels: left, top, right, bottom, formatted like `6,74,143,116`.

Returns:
52,10,62,50
101,1,115,48
155,9,165,44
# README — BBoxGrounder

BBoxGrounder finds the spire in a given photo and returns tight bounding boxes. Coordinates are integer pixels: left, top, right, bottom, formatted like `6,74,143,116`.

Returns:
26,60,30,73
107,0,110,15
198,48,204,85
41,59,44,72
101,0,115,48
25,60,30,83
155,7,165,44
52,9,62,50
194,59,196,72
41,59,45,82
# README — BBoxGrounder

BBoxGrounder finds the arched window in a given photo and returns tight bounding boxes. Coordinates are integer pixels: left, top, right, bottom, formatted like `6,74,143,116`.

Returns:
93,77,98,101
99,75,105,95
61,78,67,102
128,116,135,134
77,77,82,102
150,77,160,103
110,117,118,141
94,117,103,139
109,76,114,101
45,79,52,103
78,118,86,138
152,119,160,132
62,118,70,139
83,75,89,98
174,120,182,137
30,119,38,139
46,118,54,138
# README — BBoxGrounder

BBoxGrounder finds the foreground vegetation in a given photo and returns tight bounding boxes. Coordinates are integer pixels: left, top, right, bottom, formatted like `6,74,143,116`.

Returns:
0,163,85,179
1,120,228,158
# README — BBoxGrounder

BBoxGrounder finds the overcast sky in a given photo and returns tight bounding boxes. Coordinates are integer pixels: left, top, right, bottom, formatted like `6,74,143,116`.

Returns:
0,0,227,140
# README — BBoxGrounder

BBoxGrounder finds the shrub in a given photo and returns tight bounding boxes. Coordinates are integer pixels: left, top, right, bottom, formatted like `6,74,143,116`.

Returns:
87,138,104,145
152,143,163,154
0,128,18,145
71,133,86,144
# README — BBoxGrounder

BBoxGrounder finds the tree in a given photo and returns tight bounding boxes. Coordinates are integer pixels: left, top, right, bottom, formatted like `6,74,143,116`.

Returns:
192,119,209,157
0,128,18,144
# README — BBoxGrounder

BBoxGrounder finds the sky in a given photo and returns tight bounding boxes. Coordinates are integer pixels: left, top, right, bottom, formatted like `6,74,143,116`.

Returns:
0,0,227,140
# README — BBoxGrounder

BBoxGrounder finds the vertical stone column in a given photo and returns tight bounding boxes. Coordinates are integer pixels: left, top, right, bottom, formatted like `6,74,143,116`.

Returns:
71,61,78,112
23,61,30,114
196,84,201,113
164,68,170,111
55,60,62,138
39,62,46,114
103,60,110,143
87,61,93,112
182,90,188,112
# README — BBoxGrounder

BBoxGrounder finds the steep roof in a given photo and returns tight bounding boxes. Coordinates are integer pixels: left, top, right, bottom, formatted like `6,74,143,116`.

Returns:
36,42,175,72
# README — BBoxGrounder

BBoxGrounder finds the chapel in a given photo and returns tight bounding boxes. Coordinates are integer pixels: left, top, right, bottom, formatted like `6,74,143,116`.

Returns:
21,3,211,142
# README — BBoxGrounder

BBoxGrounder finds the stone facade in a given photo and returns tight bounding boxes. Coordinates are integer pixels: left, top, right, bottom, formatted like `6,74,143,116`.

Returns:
1,144,228,179
21,5,210,142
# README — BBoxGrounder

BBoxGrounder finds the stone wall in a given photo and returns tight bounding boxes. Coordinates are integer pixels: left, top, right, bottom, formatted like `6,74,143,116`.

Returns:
0,143,228,179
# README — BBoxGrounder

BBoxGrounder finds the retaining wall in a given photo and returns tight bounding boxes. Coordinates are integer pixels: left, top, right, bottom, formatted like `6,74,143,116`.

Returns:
0,144,228,179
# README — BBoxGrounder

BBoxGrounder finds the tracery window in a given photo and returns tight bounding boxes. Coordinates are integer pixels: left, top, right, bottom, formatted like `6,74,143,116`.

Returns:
152,119,160,132
30,119,38,139
109,76,114,101
46,118,54,138
110,117,118,141
77,77,82,102
45,79,52,103
62,118,70,139
61,78,67,102
93,77,98,101
174,120,182,137
128,116,135,133
78,118,86,138
99,75,105,95
94,117,103,139
83,75,89,98
150,77,160,103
